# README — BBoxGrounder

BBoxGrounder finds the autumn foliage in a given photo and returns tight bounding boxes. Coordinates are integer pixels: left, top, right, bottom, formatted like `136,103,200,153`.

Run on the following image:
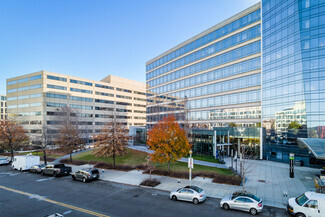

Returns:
147,115,191,174
0,120,29,161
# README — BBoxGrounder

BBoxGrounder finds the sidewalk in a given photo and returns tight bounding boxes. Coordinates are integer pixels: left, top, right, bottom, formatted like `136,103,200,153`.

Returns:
68,156,319,209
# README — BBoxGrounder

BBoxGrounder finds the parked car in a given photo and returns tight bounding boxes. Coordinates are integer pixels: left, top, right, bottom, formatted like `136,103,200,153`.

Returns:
29,164,46,173
220,192,263,215
287,191,325,217
71,168,100,183
42,163,72,177
170,185,206,204
12,155,40,171
0,158,10,165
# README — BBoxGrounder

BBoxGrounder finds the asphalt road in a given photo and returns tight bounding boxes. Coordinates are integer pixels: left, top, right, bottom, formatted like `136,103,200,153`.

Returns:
0,165,287,217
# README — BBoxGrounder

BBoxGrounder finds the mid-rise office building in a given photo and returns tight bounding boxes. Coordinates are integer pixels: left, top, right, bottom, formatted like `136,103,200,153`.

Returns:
0,95,6,120
6,71,146,144
146,0,325,167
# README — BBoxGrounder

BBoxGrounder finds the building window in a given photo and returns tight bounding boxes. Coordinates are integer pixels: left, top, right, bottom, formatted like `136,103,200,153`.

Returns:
116,88,132,93
95,84,114,90
95,99,114,104
30,74,42,81
70,88,92,94
47,84,67,90
47,75,67,82
46,93,67,99
70,79,92,86
70,96,93,102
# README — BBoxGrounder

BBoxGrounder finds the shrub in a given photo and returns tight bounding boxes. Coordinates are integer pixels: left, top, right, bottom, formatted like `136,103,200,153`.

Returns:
144,168,242,186
140,178,161,187
59,159,97,165
94,162,149,171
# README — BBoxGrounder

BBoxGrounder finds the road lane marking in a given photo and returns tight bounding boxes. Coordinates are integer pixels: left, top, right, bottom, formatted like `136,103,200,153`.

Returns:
0,185,110,217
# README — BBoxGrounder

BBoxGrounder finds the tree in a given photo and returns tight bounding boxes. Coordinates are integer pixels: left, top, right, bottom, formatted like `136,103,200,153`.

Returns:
41,124,53,165
147,115,191,174
240,145,255,193
93,117,129,166
0,120,29,161
55,107,82,162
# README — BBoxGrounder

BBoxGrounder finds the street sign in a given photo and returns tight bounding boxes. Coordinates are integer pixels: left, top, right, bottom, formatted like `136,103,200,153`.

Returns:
188,157,193,169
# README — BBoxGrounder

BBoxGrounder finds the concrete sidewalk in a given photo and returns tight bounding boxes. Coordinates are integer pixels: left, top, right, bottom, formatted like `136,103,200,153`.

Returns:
68,157,319,209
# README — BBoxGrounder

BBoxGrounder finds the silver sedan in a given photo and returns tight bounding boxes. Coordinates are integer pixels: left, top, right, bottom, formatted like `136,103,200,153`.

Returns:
170,186,206,204
220,193,263,215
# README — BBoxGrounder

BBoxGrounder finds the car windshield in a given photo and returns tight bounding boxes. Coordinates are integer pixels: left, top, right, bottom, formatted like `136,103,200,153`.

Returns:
296,193,309,206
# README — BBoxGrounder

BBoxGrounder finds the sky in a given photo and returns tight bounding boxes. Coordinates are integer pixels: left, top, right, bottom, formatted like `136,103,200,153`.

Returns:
0,0,260,95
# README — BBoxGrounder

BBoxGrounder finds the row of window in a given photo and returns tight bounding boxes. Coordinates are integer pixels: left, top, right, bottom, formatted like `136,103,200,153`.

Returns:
149,57,261,94
46,102,146,111
8,84,42,93
147,41,261,89
147,25,260,80
7,74,42,85
146,9,260,71
46,75,145,95
150,73,261,101
7,93,42,101
7,102,42,109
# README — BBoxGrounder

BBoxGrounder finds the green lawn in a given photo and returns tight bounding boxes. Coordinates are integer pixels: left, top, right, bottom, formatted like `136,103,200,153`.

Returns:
191,154,220,164
73,148,234,175
22,151,63,159
73,149,148,165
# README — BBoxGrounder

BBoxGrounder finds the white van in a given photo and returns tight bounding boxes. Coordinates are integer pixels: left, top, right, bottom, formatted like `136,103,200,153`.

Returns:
12,155,40,171
287,191,325,217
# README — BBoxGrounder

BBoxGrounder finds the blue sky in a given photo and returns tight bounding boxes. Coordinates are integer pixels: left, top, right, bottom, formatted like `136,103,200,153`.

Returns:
0,0,259,95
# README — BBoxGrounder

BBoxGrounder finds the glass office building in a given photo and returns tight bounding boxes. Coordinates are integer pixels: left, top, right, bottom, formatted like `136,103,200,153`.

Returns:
146,1,325,166
262,0,325,166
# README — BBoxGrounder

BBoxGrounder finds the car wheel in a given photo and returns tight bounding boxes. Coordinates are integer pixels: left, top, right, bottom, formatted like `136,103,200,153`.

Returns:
72,175,76,181
295,214,306,217
53,172,57,177
250,208,257,216
83,178,87,183
223,203,230,210
19,168,22,171
172,195,177,201
193,198,199,204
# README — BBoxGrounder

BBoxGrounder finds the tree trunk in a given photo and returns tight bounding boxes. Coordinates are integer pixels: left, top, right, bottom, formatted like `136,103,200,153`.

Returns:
70,153,72,162
113,152,116,166
43,149,47,165
168,160,170,175
10,143,14,162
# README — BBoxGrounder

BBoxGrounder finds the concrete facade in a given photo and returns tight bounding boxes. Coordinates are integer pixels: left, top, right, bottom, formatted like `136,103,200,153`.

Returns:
6,71,146,143
0,95,6,120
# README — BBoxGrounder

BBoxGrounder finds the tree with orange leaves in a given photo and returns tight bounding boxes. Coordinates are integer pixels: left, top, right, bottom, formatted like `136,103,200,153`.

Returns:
0,120,29,162
147,115,191,174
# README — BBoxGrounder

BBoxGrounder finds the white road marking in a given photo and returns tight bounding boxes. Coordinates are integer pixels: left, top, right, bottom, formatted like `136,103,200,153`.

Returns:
36,177,55,182
63,210,72,215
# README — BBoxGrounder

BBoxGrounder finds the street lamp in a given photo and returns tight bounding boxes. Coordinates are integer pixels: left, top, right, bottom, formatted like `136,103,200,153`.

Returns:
189,149,193,186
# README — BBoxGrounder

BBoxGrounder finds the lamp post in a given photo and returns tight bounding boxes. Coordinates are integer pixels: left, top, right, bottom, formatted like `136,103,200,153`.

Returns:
189,149,193,186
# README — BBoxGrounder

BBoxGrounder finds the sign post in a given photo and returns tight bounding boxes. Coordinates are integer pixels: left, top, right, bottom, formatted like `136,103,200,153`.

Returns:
188,150,193,186
290,153,294,178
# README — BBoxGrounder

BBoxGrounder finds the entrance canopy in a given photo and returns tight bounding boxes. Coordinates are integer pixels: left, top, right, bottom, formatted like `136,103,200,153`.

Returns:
298,138,325,160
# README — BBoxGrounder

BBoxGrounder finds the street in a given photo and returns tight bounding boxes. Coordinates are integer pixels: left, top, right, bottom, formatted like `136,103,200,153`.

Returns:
0,165,286,217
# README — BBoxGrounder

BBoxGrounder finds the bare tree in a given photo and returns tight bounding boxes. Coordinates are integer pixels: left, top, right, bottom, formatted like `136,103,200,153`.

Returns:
0,120,29,161
93,116,129,166
40,124,53,165
55,107,82,162
240,145,256,193
145,155,155,181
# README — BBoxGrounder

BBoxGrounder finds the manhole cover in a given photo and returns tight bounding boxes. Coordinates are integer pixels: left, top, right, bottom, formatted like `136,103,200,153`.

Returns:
258,180,266,183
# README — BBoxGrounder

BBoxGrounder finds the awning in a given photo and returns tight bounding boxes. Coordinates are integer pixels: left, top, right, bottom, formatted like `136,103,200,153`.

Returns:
298,138,325,160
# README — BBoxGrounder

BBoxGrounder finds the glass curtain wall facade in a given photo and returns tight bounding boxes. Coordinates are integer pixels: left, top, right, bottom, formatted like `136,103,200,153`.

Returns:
146,3,262,139
262,0,325,166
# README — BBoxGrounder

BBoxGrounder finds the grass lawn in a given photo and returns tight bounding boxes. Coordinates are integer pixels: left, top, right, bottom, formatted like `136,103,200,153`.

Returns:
191,154,220,164
73,148,234,175
21,151,64,159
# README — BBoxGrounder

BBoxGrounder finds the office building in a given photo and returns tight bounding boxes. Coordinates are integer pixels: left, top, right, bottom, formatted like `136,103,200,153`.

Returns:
0,95,6,120
6,71,146,144
146,0,325,167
